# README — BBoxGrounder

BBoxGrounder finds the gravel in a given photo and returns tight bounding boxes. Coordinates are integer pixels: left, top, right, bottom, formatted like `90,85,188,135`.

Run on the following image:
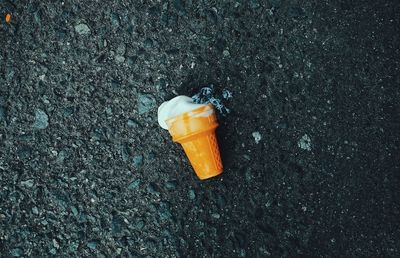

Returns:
74,23,91,35
0,0,399,257
33,109,49,129
137,94,157,114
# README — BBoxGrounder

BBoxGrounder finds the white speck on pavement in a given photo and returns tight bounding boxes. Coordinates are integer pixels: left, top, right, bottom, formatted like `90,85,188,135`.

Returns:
298,134,312,151
252,131,262,144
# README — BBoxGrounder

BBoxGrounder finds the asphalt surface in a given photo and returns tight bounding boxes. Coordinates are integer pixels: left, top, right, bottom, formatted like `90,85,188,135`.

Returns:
1,0,399,257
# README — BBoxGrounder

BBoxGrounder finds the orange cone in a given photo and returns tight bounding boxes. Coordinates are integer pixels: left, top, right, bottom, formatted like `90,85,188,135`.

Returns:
166,104,223,180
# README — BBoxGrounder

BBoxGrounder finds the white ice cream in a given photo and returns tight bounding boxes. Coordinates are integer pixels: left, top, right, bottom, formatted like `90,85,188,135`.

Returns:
158,96,207,130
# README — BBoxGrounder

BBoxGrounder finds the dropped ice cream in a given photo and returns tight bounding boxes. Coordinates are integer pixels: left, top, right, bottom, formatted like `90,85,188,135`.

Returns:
157,95,223,180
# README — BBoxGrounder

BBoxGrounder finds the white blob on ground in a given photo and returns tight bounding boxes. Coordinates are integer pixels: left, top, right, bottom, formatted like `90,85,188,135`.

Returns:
252,131,262,144
158,96,207,130
298,134,312,151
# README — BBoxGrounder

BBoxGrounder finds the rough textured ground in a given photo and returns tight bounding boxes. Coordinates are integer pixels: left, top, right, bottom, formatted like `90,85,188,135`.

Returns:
1,0,399,257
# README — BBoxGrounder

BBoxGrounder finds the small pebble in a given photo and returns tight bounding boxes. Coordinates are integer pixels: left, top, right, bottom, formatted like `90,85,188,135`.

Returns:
105,107,113,115
298,134,312,151
116,44,126,55
115,55,125,63
223,49,230,57
69,242,79,252
206,9,218,24
63,107,74,117
10,248,23,257
20,179,34,188
144,38,153,48
127,119,138,127
132,155,143,168
43,96,50,104
75,23,91,35
32,207,39,215
53,239,60,249
148,151,156,160
87,241,97,250
111,13,120,27
71,206,79,216
138,94,156,114
120,144,130,162
188,190,196,200
147,182,160,195
0,106,5,121
252,131,262,144
165,180,177,190
134,219,145,230
128,179,141,190
33,109,49,129
127,56,137,65
56,150,66,163
211,213,221,219
159,202,172,221
245,168,252,182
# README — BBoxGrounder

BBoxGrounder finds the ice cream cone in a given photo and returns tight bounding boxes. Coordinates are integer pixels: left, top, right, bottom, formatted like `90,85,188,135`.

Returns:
166,104,223,180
